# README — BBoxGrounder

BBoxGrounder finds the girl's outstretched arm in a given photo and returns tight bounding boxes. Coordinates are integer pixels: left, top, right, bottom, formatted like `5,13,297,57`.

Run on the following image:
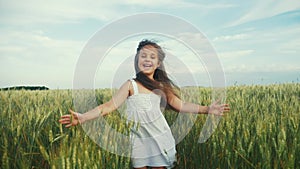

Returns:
167,93,230,116
59,80,131,127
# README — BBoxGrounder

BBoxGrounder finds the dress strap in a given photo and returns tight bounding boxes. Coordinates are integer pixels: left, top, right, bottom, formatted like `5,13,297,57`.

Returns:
130,79,139,95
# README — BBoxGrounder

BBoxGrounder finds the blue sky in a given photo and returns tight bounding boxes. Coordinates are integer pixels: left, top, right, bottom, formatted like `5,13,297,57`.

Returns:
0,0,299,89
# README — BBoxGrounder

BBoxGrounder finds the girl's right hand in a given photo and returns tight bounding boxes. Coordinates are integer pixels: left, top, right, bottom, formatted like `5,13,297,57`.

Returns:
59,109,82,128
208,100,230,116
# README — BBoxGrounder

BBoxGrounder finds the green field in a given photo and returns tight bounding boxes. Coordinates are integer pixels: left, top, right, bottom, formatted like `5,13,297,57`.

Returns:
1,83,299,169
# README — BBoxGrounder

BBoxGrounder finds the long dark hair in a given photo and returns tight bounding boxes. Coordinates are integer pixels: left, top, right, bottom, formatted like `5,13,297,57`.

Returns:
134,39,180,104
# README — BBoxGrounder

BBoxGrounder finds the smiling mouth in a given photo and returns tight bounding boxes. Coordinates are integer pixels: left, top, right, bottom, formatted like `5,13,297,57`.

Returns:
142,63,153,68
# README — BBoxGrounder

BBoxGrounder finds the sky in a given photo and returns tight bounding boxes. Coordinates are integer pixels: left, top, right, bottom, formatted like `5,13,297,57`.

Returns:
0,0,299,89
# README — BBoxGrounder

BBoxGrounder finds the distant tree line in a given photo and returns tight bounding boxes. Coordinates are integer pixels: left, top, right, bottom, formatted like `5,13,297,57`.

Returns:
0,86,49,91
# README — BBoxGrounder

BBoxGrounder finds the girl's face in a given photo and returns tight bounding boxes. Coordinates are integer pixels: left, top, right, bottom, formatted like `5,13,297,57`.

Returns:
137,45,160,78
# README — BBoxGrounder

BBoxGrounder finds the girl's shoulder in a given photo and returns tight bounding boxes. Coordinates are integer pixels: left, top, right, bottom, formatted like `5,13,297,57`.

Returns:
125,79,145,96
115,79,134,97
122,79,135,96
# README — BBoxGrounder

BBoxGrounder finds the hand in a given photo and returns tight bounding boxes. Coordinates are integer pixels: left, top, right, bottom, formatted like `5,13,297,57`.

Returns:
208,100,230,116
59,109,82,128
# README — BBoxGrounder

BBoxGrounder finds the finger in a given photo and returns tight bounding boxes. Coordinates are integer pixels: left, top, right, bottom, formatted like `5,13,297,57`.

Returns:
220,107,229,111
222,110,230,113
219,104,228,107
59,116,70,121
69,109,79,120
59,119,71,124
223,106,230,111
65,123,72,128
224,107,230,111
59,117,71,123
60,121,71,125
69,109,76,115
221,104,230,108
59,120,71,125
221,105,229,109
60,114,71,119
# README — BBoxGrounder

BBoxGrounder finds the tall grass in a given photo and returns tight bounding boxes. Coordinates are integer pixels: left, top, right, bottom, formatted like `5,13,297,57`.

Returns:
0,83,299,168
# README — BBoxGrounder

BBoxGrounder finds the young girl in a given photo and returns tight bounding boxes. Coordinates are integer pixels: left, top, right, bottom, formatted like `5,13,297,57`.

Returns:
59,39,230,169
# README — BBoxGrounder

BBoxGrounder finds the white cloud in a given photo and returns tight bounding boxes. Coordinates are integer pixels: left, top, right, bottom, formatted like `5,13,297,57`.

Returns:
1,1,298,88
121,0,235,9
225,64,300,73
0,29,84,88
0,29,83,60
175,32,214,54
213,34,249,42
0,0,237,26
0,0,122,25
278,38,300,54
218,50,254,59
271,27,300,54
228,0,300,27
122,0,189,7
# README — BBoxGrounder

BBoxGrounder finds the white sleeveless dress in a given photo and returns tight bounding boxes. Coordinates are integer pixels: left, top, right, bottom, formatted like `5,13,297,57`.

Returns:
126,79,176,168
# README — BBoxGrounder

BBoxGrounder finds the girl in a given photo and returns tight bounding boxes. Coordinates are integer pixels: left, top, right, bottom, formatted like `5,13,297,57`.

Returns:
59,39,230,169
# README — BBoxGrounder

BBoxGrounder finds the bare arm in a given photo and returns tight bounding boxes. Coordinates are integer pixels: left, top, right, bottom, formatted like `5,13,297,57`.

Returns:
59,80,131,127
168,93,230,115
168,93,208,114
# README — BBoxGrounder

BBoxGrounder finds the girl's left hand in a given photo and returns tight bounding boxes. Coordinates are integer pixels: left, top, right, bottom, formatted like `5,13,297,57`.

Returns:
208,100,230,116
59,109,82,128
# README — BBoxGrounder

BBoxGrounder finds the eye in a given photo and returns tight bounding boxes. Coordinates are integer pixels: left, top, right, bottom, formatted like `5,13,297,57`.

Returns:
150,54,156,59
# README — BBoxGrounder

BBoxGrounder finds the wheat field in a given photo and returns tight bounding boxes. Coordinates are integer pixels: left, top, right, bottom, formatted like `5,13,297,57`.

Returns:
0,83,299,169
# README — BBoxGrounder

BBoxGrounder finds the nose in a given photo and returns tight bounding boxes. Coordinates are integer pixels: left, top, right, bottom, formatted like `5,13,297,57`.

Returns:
144,56,150,62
